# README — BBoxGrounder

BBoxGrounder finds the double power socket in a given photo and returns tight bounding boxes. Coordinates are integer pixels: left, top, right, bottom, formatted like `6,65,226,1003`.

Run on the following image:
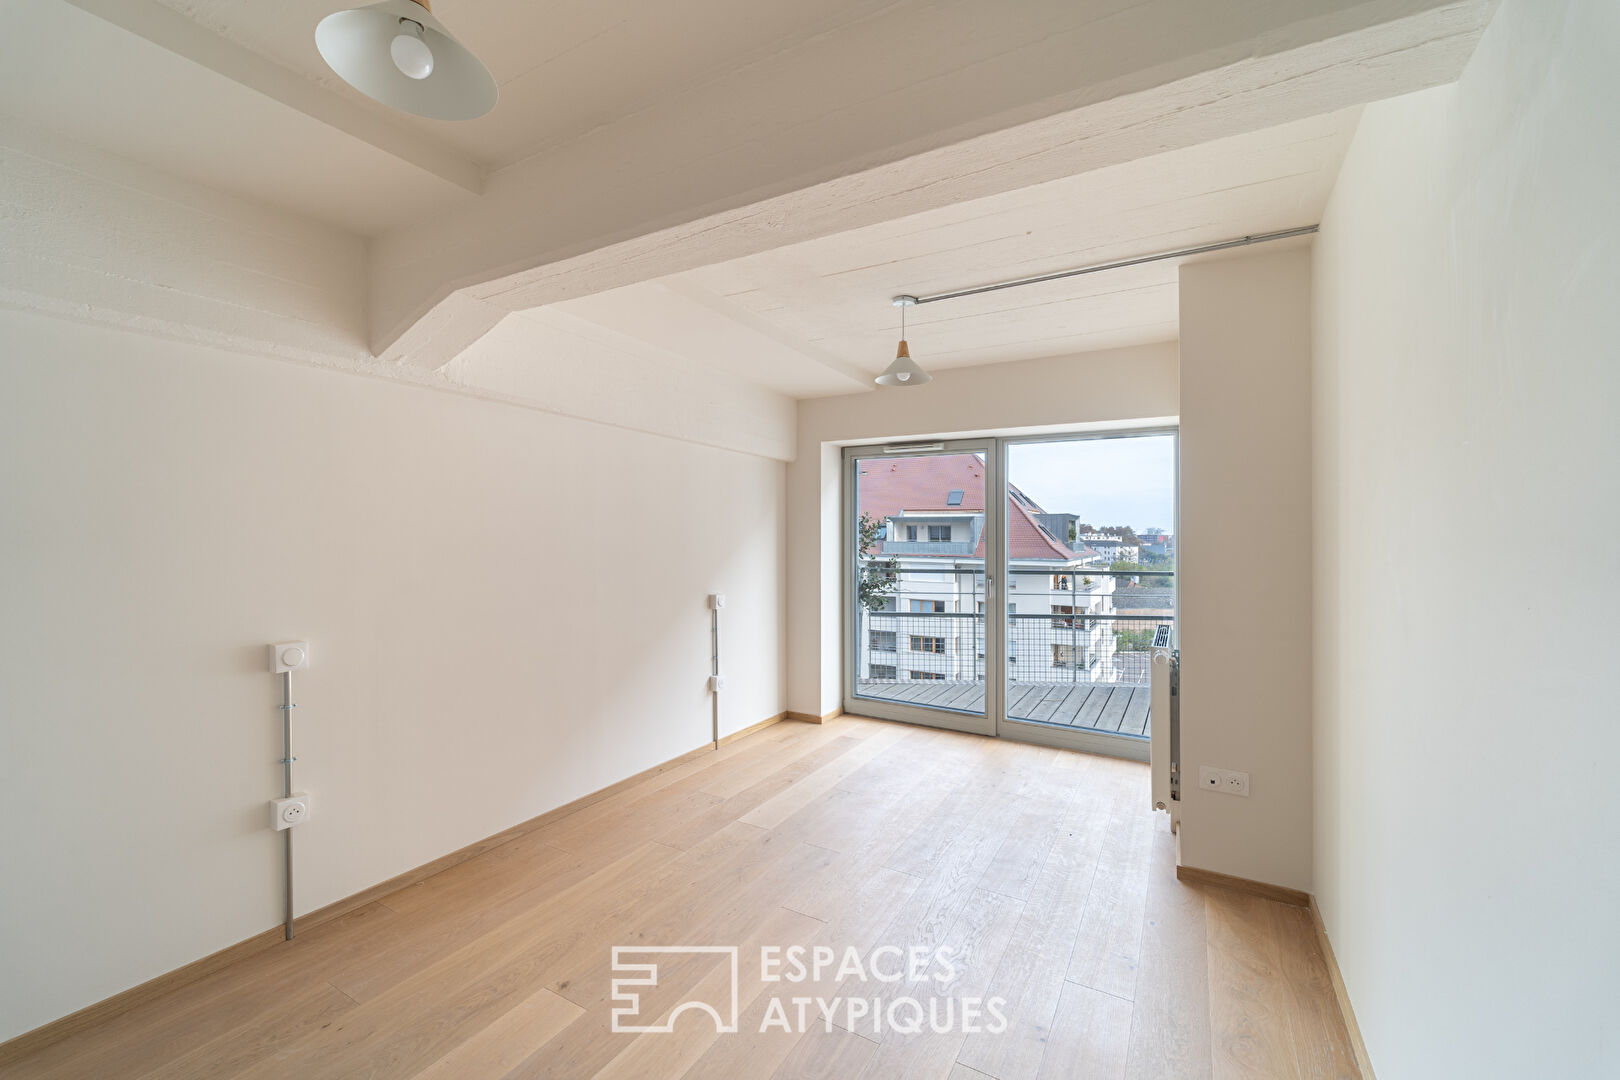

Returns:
1197,765,1250,797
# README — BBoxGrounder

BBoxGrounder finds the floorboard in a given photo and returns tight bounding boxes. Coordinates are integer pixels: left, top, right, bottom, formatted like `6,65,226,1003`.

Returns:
4,717,1360,1080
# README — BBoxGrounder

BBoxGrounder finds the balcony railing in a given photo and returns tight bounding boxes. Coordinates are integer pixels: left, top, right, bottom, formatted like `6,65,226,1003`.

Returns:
853,564,1173,734
859,609,1171,685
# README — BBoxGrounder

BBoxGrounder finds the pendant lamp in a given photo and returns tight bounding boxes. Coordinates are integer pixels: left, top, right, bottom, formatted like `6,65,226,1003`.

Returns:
316,0,497,121
876,295,931,387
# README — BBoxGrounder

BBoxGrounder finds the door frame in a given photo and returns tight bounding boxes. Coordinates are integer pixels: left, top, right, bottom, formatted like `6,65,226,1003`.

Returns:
841,438,999,737
841,426,1178,761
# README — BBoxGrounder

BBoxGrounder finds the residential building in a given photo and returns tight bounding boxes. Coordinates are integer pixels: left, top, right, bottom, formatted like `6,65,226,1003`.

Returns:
1080,531,1142,563
1139,528,1175,559
855,454,1134,684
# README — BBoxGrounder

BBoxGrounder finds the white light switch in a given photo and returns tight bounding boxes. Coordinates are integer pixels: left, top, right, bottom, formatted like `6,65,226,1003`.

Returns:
270,641,310,673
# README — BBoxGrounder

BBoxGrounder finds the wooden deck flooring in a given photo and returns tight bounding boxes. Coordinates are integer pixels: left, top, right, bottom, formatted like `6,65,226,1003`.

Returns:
855,680,1152,736
2,717,1358,1080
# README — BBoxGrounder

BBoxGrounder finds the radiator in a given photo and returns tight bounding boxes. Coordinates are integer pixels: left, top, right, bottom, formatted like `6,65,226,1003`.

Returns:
1149,625,1179,826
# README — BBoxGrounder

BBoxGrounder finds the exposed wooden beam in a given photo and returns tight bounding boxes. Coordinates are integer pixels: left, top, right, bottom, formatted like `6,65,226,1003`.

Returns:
370,0,1496,369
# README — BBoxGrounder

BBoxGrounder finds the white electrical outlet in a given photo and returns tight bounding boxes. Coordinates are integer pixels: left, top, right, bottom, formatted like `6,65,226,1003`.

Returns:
271,793,310,830
708,674,726,692
1199,766,1250,797
708,593,726,610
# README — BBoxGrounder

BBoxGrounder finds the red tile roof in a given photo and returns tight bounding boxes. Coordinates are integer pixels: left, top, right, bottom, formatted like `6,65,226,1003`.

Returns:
855,453,1082,561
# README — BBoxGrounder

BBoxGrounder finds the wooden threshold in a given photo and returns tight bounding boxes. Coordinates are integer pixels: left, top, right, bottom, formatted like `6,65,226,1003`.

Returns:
1175,863,1311,908
0,712,786,1066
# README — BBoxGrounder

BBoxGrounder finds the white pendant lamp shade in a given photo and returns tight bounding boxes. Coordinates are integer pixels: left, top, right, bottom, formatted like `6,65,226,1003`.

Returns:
876,295,932,387
316,0,497,121
876,341,932,386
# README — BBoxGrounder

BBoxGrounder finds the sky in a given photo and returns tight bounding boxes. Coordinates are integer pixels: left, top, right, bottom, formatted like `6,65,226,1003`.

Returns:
1008,435,1175,533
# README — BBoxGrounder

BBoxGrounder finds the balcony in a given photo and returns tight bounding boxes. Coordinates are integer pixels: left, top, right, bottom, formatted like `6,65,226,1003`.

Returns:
855,610,1171,737
856,678,1155,736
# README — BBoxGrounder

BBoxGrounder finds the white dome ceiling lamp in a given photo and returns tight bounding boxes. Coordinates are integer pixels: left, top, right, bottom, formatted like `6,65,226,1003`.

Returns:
315,0,497,121
876,295,932,387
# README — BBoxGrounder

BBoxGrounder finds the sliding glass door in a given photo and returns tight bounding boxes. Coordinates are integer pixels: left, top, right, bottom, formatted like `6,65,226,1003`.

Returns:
998,432,1176,758
844,440,997,736
844,430,1176,758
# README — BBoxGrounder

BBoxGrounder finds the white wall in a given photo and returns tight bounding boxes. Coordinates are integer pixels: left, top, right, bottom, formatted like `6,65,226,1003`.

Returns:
788,343,1180,717
1177,247,1315,893
1311,1,1620,1075
0,116,369,369
0,309,787,1040
0,120,795,464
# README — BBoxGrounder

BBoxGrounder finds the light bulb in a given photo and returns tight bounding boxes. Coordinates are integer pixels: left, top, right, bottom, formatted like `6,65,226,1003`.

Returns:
390,21,434,80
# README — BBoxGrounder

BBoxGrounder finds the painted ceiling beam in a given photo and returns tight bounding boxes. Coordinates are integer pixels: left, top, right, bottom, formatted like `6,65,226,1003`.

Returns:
368,0,1497,372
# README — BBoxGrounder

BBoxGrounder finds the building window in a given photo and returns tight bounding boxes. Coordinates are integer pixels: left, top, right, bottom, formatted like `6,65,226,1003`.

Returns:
909,670,945,681
910,635,945,654
906,525,918,541
869,630,897,651
869,663,897,679
1051,605,1088,629
927,525,951,542
910,599,945,613
1052,644,1085,669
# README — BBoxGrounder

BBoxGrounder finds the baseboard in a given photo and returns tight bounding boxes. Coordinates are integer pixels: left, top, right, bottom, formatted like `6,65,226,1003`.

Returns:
0,924,291,1067
718,711,787,745
785,708,842,725
1175,863,1311,908
0,712,792,1066
1309,896,1377,1080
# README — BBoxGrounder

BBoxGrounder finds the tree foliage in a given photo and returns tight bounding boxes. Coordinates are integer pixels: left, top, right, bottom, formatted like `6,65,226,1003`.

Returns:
1115,627,1156,652
1108,559,1174,586
856,512,899,612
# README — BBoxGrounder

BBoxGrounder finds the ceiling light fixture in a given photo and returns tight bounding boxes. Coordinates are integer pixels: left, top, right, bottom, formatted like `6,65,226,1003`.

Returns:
316,0,497,121
875,295,931,387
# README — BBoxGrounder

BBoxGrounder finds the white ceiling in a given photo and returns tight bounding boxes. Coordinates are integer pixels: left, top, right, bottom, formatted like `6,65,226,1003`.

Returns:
540,107,1360,398
153,0,906,169
2,0,1478,251
3,0,1488,411
0,0,478,234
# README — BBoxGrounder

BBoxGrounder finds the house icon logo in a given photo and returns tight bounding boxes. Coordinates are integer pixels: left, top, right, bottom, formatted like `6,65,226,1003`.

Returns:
610,946,741,1034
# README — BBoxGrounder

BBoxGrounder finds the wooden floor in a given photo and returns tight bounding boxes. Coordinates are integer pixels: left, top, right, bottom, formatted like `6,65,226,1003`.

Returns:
3,717,1357,1080
856,681,1152,737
